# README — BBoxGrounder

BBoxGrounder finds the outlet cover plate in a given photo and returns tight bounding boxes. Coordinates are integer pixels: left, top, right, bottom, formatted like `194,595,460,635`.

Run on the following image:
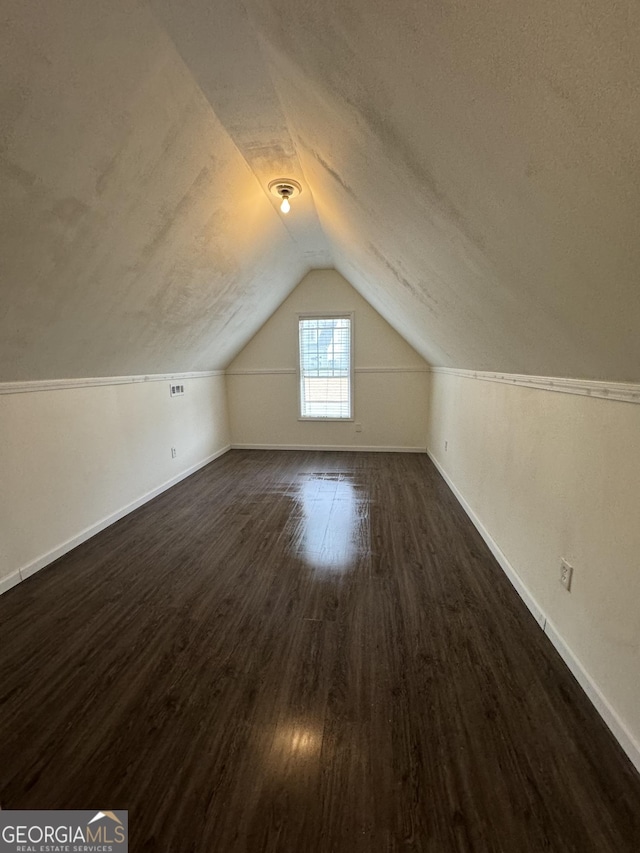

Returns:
560,558,573,591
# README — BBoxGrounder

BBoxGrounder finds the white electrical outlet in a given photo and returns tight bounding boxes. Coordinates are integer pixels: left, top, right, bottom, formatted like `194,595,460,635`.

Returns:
560,558,573,591
445,441,448,451
171,447,177,458
355,423,362,433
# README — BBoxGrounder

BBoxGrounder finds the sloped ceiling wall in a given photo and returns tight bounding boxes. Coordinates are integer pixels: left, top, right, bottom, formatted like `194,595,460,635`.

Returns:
2,0,639,381
0,0,328,379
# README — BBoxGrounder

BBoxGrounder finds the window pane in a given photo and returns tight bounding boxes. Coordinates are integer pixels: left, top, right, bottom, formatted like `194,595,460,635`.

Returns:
299,317,352,418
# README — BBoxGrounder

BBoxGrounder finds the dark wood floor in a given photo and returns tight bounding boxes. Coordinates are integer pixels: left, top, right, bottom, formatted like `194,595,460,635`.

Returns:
1,450,639,852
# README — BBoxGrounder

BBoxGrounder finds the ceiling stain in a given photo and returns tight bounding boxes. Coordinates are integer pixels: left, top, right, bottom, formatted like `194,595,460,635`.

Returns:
50,197,89,227
305,146,358,203
366,242,439,317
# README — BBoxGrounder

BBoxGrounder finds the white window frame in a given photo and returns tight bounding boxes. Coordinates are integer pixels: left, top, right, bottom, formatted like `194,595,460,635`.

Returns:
297,312,355,421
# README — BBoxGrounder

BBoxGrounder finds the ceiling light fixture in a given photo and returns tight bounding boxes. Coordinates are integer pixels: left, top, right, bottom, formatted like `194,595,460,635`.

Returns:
268,179,302,215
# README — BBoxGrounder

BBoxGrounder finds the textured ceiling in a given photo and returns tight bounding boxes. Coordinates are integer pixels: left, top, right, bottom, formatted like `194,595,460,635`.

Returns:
2,0,639,380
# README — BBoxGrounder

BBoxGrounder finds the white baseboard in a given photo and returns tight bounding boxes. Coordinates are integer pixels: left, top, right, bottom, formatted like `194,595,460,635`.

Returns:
543,618,640,774
2,445,231,593
231,443,427,453
0,570,22,596
427,450,546,629
426,447,640,775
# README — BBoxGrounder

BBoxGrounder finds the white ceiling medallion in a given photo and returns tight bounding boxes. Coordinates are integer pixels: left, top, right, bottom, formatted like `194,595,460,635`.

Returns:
268,179,302,214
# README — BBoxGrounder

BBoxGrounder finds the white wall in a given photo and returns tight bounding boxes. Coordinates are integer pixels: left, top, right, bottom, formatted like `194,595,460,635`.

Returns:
427,369,640,770
0,374,230,594
227,269,430,450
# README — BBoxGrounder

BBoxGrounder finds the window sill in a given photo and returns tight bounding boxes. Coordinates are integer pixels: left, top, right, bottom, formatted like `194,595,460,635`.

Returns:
298,417,355,422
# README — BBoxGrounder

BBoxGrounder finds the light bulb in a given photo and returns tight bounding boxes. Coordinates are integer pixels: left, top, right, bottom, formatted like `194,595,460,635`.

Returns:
280,195,291,214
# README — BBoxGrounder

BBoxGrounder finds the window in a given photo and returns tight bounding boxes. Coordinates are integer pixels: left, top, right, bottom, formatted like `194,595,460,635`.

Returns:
298,314,353,419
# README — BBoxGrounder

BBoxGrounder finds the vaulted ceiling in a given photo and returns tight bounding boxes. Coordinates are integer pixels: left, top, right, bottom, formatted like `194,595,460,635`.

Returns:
2,0,639,381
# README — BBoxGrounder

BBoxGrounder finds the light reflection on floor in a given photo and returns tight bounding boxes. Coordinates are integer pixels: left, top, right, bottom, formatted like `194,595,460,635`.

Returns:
260,718,324,781
292,473,364,572
273,721,321,759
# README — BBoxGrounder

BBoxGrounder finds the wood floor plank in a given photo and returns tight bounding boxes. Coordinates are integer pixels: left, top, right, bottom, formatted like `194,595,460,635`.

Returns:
0,449,639,851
